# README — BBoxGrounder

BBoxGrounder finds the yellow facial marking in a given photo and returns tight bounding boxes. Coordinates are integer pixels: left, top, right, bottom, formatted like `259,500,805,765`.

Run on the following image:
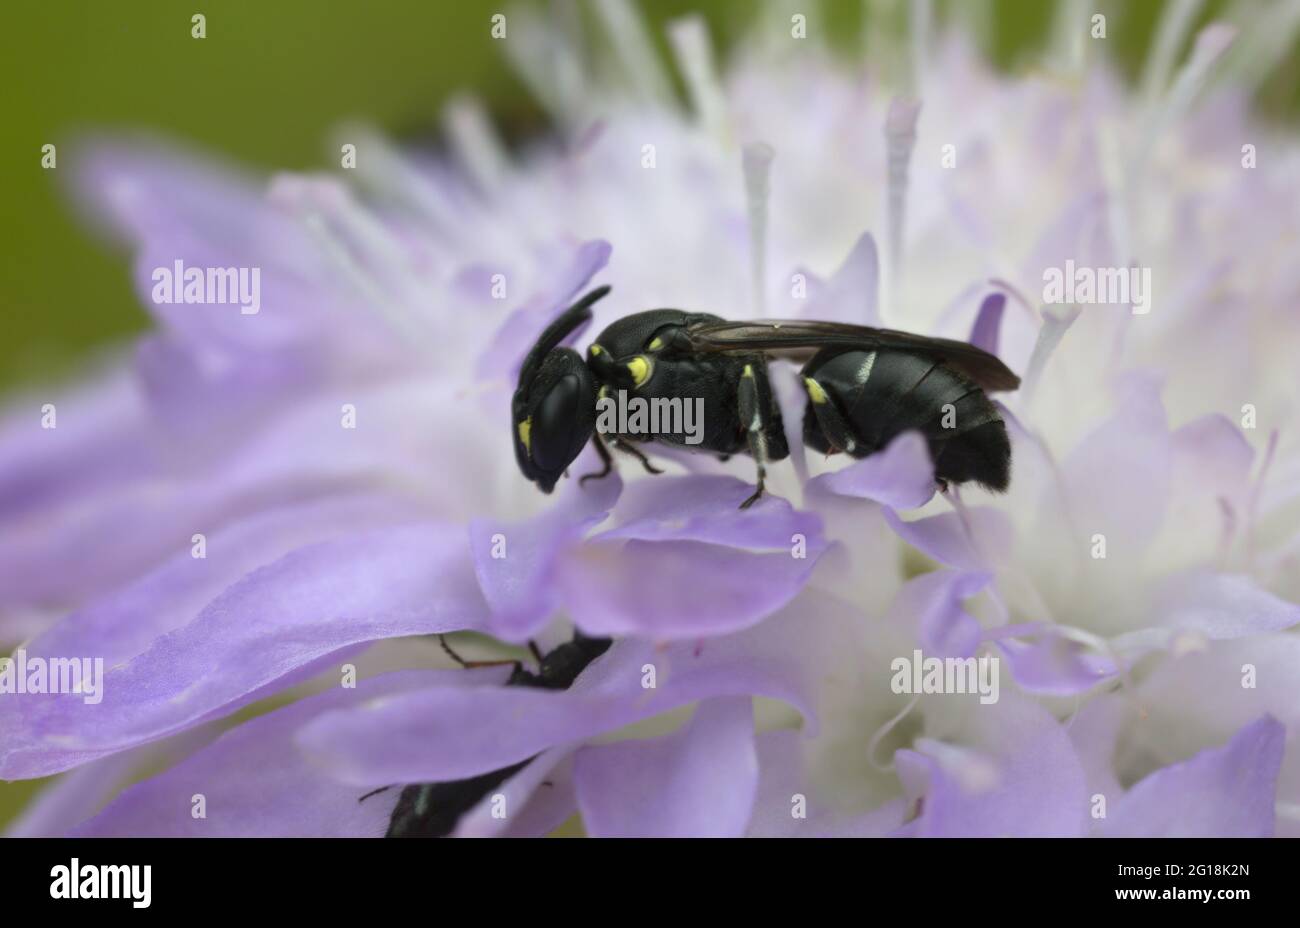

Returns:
647,336,664,352
804,377,828,404
588,344,603,356
742,364,755,378
627,356,652,387
517,417,533,453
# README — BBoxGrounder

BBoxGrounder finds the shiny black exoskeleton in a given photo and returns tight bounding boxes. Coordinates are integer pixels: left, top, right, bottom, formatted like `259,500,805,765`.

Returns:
799,346,1012,491
511,286,1020,503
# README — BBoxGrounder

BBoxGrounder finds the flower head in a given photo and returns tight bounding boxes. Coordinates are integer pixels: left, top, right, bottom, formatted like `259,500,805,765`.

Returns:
4,2,1300,838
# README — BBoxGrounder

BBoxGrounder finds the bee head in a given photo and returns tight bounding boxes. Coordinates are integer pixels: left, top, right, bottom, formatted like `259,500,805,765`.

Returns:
512,349,597,493
511,286,609,493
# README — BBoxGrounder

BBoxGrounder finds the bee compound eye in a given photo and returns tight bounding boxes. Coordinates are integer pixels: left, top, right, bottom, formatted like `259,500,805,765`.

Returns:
530,373,582,471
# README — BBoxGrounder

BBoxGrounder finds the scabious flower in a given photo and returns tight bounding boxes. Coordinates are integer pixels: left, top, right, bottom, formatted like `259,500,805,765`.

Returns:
4,2,1300,838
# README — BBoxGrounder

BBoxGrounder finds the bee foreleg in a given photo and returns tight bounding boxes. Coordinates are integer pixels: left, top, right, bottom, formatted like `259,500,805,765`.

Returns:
578,433,616,485
613,438,664,475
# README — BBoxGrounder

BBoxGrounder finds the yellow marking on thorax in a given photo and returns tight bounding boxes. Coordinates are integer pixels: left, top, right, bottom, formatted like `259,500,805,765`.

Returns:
627,356,652,387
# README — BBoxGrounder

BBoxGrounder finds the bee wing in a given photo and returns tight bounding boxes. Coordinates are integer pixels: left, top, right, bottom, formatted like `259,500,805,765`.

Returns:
684,319,1021,392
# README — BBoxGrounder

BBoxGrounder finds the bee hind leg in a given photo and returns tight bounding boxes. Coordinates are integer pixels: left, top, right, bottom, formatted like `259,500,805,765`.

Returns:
802,375,860,456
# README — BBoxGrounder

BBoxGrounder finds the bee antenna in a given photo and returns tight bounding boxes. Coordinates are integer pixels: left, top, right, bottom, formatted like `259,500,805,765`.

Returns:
517,286,611,390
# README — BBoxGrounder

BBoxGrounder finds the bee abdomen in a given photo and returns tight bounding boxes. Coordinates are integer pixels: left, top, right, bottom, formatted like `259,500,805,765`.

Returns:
802,348,1011,491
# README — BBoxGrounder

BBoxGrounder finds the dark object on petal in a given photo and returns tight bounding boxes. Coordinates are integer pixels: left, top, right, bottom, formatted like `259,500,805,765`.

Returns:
383,633,612,838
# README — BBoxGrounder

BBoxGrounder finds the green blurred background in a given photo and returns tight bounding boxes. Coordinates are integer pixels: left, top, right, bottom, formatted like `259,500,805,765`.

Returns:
0,0,1296,828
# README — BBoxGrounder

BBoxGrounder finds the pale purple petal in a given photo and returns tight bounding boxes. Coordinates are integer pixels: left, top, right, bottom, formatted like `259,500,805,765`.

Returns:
746,729,907,837
887,570,990,659
73,138,318,278
131,332,327,445
1100,715,1284,837
453,748,577,838
989,626,1117,695
1170,414,1254,499
968,291,1006,355
555,477,828,639
809,431,936,509
475,239,612,384
1155,571,1300,640
558,543,822,639
71,670,505,837
472,459,621,641
795,232,880,327
596,475,814,549
5,724,218,837
25,493,422,669
1161,414,1255,561
0,364,158,617
1064,694,1126,832
0,363,144,529
297,599,832,785
1058,371,1171,554
1126,635,1300,834
574,696,757,837
892,694,1088,837
72,141,369,357
884,505,1013,569
1,378,491,612
0,523,489,779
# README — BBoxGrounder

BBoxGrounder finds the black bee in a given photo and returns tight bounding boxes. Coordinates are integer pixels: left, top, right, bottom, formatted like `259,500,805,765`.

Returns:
512,286,1020,504
380,633,611,838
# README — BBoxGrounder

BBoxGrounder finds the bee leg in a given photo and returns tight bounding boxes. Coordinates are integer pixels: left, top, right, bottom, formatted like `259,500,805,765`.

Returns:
802,375,859,455
613,439,665,475
578,433,615,485
738,364,770,509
